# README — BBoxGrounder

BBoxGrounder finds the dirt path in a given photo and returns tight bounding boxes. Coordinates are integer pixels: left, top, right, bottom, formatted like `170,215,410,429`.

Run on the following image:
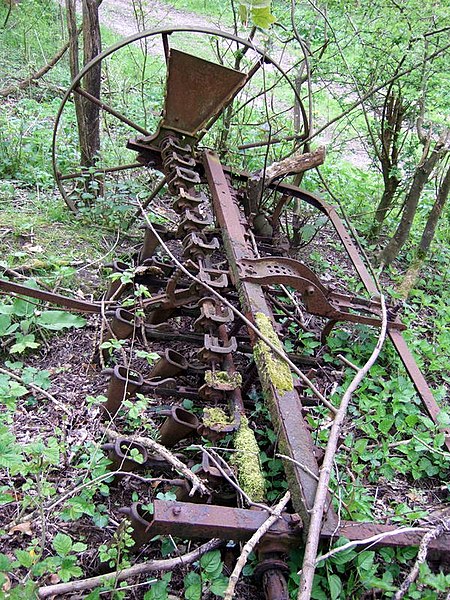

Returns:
99,0,226,38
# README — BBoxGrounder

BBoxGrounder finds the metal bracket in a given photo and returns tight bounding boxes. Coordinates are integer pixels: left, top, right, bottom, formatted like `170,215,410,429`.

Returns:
238,257,405,331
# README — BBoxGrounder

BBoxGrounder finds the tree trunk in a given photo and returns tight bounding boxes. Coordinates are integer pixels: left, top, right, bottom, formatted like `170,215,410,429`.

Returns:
80,0,101,167
378,140,447,267
65,0,101,169
368,92,405,240
398,162,450,296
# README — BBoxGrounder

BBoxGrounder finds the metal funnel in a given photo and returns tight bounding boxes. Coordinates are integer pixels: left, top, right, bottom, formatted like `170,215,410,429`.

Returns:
146,49,247,144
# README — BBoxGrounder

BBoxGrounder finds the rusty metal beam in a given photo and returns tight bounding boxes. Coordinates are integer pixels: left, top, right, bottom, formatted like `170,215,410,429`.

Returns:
203,150,335,531
278,187,450,451
147,500,450,554
0,279,102,313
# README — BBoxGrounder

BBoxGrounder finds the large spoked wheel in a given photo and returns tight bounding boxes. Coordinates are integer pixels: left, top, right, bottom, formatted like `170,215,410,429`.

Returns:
52,26,307,214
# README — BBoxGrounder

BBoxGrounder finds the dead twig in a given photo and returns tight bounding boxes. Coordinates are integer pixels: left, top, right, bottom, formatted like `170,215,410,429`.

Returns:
394,516,450,600
297,294,388,600
101,428,210,496
223,491,291,600
37,538,223,598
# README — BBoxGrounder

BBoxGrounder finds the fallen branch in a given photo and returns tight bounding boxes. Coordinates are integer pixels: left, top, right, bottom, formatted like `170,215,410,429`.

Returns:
394,516,450,600
101,428,210,496
247,147,326,213
223,491,291,600
316,526,430,563
297,294,388,600
0,27,82,97
37,537,223,598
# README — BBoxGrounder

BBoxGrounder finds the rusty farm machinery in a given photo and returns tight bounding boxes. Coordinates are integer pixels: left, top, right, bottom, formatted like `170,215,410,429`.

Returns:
2,27,450,599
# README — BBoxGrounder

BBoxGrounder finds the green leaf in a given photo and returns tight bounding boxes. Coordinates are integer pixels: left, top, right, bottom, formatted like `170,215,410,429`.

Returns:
59,561,82,582
21,367,51,390
0,313,17,336
210,576,228,597
0,553,12,571
200,550,222,575
144,579,170,600
356,551,375,573
14,549,36,568
72,542,88,553
11,333,39,354
378,416,395,434
53,532,73,556
327,573,342,600
184,571,201,600
251,6,276,28
238,4,248,23
41,438,60,465
37,311,86,331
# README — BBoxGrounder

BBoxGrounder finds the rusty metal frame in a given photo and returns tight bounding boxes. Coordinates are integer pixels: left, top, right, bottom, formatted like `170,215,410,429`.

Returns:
203,150,336,530
129,142,450,449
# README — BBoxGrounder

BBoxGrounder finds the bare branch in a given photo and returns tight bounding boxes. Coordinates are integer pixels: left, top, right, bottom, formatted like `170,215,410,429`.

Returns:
297,294,388,600
223,491,291,600
38,538,223,598
394,516,450,600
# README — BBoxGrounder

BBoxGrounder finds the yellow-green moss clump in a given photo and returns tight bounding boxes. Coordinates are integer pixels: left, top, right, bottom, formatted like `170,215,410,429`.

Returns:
204,370,242,389
253,312,293,393
202,407,232,429
231,416,266,503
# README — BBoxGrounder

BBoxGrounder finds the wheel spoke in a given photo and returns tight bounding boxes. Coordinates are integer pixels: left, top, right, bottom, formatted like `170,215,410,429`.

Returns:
58,162,144,181
73,86,151,136
162,32,170,64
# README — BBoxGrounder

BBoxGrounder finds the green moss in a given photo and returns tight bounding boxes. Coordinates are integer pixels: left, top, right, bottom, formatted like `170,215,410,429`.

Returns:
254,312,293,393
232,416,266,503
202,407,232,428
204,370,242,389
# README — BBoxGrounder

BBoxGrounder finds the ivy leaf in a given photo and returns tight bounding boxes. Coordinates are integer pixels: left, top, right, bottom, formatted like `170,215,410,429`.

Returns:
37,311,86,331
53,533,73,557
